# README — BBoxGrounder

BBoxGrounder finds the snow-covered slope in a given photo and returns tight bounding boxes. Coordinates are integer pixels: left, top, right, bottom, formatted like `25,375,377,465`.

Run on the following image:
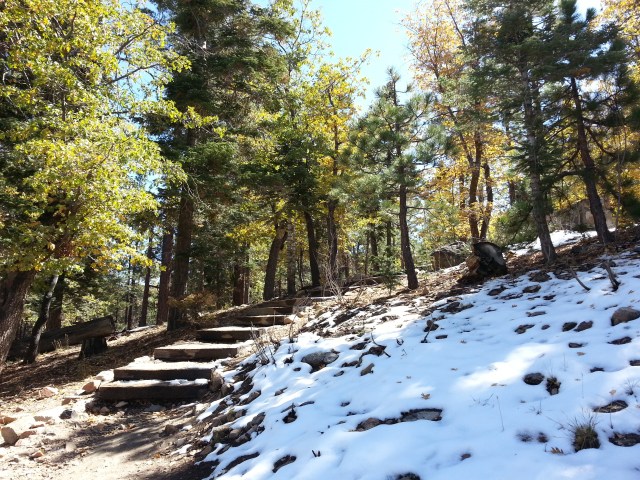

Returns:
199,241,640,480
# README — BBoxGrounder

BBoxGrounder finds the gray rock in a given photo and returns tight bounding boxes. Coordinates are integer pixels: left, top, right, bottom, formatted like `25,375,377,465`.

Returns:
523,373,544,385
301,351,339,371
611,307,640,326
575,321,593,332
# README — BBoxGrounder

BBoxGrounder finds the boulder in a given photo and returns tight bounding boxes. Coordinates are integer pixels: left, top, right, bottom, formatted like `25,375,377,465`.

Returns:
611,307,640,326
1,416,36,445
301,351,339,371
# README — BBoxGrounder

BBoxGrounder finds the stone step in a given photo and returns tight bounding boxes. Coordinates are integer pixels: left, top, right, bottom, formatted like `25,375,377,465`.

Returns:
154,343,238,362
97,379,209,401
226,314,292,327
259,298,298,308
243,306,294,316
196,326,263,343
113,361,216,381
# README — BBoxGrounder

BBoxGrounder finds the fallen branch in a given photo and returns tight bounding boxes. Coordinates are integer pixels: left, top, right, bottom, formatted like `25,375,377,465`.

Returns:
563,263,590,292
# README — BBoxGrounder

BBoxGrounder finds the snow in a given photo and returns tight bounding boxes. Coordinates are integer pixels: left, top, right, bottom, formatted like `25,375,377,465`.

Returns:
199,234,640,480
511,230,598,256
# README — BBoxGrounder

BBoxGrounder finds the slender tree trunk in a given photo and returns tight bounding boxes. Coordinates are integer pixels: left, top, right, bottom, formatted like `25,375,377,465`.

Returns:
327,200,338,280
47,274,65,331
125,257,134,330
263,221,288,301
520,69,557,263
286,223,297,295
168,188,194,331
480,162,493,239
569,77,614,244
0,271,37,370
156,230,173,326
399,181,418,290
232,248,250,306
303,210,320,287
139,238,153,327
24,275,59,364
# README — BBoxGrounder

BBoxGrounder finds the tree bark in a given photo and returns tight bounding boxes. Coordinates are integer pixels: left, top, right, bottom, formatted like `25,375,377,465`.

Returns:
47,274,65,331
480,162,494,240
0,271,38,370
520,68,557,263
303,210,321,287
286,223,297,295
24,275,59,364
327,200,338,281
569,77,614,244
156,230,173,326
139,238,154,327
263,221,288,301
125,257,134,330
399,182,419,290
168,188,194,331
232,248,250,306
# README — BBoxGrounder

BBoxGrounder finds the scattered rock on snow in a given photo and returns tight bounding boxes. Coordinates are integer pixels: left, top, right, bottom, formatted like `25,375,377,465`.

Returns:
301,351,339,371
529,272,551,283
523,373,545,385
272,455,296,473
609,432,640,447
515,324,535,334
526,311,545,318
568,342,584,348
575,321,593,332
400,408,442,422
356,418,382,431
562,322,577,332
488,286,506,296
593,400,628,413
609,337,632,345
360,363,374,376
523,285,541,294
611,307,640,326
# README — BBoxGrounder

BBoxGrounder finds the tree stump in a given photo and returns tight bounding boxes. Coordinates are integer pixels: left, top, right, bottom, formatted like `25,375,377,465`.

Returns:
79,337,108,359
460,242,508,283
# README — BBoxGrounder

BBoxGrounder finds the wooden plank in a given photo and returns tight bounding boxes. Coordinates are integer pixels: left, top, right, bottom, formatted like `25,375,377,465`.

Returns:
113,362,215,381
153,343,238,362
243,306,293,316
97,380,208,401
227,315,292,327
196,327,262,343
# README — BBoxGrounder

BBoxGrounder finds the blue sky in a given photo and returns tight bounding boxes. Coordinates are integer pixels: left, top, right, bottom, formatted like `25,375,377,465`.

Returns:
311,0,603,108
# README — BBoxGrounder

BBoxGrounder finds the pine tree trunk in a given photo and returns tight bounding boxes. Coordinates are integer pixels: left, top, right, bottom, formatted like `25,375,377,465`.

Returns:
480,162,494,240
286,223,297,295
125,257,134,330
47,274,65,331
468,161,481,242
399,182,418,290
156,231,173,326
327,200,338,281
232,248,250,306
303,210,321,287
139,238,153,327
168,188,194,331
0,271,37,370
24,275,59,364
263,221,288,301
569,77,614,244
520,68,557,263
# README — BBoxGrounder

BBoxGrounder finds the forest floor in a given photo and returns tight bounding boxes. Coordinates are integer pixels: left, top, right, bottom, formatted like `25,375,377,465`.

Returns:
1,227,638,480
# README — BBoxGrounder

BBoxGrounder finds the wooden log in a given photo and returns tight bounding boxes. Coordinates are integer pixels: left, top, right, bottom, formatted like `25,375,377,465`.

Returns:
38,315,116,352
79,337,108,358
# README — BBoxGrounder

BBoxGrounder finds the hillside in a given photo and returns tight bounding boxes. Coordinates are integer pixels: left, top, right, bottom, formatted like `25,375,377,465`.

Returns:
193,231,640,480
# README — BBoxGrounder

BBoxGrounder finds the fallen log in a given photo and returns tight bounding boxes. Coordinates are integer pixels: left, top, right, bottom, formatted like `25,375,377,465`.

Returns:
37,315,116,353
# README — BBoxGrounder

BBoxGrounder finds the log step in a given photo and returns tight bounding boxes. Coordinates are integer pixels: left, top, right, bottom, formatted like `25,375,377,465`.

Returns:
97,379,209,401
243,306,294,316
226,315,292,327
196,327,263,343
113,361,216,381
154,343,238,362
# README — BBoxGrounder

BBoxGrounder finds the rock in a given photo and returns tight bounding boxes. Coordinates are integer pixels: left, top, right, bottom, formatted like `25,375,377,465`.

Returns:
523,285,541,294
356,417,382,431
301,351,339,371
1,416,36,445
145,404,165,413
590,367,605,373
562,322,577,332
38,387,58,398
546,377,561,395
59,410,72,420
526,311,545,318
360,363,374,376
439,301,472,314
488,286,506,296
611,307,640,326
568,342,584,348
630,360,640,367
164,424,181,435
272,454,296,473
400,408,442,422
210,372,224,393
523,373,545,385
1,415,20,425
609,432,640,447
115,401,128,409
529,271,552,282
99,407,110,415
65,442,76,452
575,321,593,332
593,400,628,413
82,380,101,394
541,324,550,330
435,335,448,339
609,337,632,345
515,324,535,334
